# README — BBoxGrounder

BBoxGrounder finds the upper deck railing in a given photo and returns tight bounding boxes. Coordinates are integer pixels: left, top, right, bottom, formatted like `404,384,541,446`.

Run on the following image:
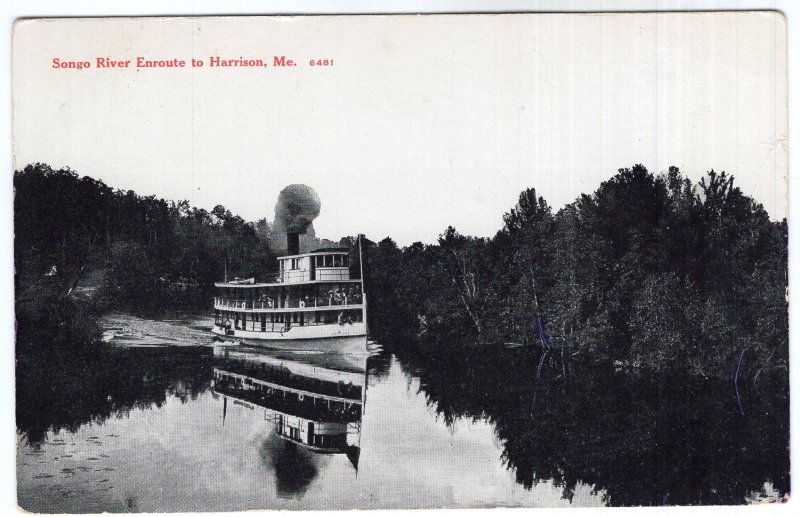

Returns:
214,292,363,311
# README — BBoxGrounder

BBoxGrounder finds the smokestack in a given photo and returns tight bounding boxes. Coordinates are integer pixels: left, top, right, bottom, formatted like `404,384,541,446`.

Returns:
287,233,300,255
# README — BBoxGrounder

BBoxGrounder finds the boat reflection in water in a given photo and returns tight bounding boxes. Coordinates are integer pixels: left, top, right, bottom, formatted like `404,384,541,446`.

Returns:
212,344,368,474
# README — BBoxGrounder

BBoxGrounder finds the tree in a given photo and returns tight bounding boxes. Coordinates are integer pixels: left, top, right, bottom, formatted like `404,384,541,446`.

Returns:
495,188,554,342
438,226,495,334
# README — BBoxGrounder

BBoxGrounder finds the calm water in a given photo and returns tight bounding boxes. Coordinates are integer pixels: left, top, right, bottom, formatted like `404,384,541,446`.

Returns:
16,314,789,511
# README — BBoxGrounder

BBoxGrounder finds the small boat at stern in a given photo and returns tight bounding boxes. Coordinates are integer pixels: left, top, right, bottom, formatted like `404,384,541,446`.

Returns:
212,235,367,350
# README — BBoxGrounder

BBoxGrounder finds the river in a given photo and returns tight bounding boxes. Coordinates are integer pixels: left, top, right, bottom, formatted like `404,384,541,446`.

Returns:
16,313,789,511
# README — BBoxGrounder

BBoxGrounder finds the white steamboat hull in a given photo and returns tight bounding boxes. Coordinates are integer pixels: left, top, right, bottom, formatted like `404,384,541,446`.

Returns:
212,321,365,340
212,322,367,355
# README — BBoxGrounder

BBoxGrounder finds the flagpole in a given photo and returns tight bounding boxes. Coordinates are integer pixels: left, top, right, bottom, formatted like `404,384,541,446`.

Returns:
358,234,368,339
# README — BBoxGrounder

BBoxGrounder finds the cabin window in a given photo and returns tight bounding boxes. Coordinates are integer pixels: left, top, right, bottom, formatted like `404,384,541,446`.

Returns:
343,255,349,267
324,255,333,267
333,255,342,267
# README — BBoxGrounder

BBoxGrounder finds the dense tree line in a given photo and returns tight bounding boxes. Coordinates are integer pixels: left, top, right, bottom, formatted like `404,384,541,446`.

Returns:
364,165,788,382
14,163,276,317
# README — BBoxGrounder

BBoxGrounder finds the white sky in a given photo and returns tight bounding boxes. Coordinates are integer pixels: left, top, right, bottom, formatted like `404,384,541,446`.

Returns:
12,13,787,245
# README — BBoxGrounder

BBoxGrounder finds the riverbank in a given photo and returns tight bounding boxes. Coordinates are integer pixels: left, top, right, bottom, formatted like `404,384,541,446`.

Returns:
99,312,216,348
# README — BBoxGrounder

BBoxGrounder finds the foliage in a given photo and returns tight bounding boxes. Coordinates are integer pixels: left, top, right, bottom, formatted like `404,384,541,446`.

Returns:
364,165,788,382
14,163,276,315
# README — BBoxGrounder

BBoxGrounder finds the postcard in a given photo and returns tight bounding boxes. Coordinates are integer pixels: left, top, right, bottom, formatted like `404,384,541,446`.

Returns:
12,13,788,512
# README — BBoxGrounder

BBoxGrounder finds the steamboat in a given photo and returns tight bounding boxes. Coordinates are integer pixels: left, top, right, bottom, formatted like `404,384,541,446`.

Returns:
211,185,367,352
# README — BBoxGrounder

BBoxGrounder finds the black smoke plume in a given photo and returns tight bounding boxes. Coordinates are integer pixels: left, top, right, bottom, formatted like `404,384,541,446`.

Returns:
274,184,321,234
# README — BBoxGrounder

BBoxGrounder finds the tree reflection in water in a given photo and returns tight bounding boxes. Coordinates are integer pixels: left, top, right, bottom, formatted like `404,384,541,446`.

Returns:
16,345,214,446
15,338,789,507
394,342,789,506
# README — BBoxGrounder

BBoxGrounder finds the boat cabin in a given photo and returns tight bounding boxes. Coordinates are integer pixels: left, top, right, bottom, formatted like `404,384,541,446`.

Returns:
280,248,351,284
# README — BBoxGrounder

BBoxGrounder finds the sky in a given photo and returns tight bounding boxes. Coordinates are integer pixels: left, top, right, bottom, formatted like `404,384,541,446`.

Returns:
12,12,787,246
